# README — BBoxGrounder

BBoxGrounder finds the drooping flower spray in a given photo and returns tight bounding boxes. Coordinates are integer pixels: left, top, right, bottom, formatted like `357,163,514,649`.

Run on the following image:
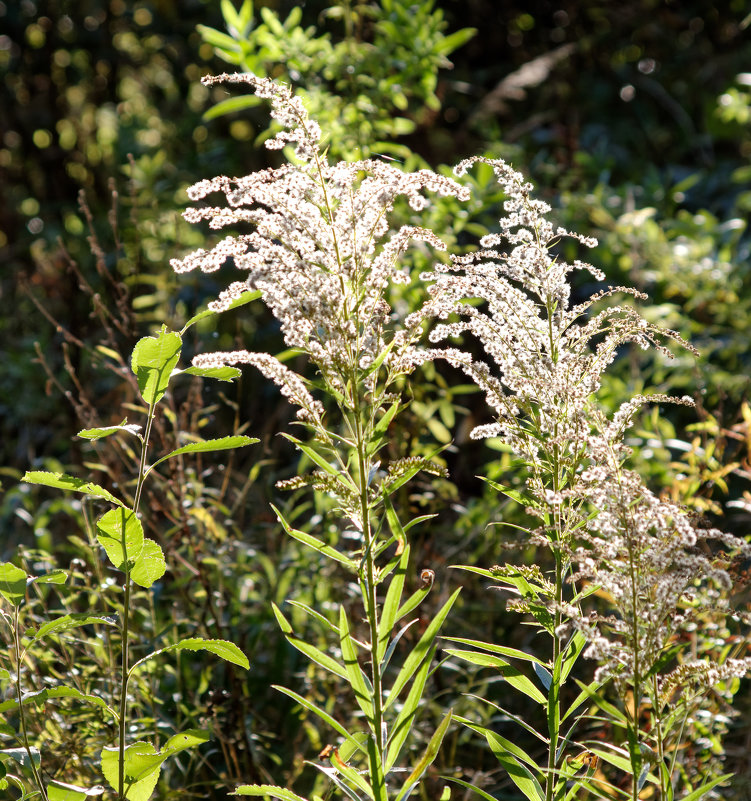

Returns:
172,73,469,800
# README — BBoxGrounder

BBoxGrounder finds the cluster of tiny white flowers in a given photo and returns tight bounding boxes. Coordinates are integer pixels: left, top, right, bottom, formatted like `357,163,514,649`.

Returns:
417,156,699,510
172,73,469,408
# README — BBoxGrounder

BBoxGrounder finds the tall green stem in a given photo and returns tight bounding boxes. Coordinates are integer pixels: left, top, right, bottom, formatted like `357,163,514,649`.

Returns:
353,385,386,797
13,607,49,801
117,398,157,800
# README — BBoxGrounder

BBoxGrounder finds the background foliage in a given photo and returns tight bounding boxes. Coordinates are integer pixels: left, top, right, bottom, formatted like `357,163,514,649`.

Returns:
2,0,751,798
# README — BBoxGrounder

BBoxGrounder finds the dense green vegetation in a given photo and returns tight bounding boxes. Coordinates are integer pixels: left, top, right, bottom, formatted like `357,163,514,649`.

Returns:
2,1,751,799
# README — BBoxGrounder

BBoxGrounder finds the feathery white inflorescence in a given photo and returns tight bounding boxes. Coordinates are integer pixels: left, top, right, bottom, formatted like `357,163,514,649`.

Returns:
172,73,468,418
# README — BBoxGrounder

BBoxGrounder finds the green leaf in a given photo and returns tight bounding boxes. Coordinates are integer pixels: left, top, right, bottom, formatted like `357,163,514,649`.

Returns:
680,775,733,801
339,606,374,726
385,645,434,771
147,436,258,474
272,686,365,756
442,636,545,666
481,729,544,801
131,638,250,674
0,563,27,607
22,471,124,507
0,746,41,768
131,328,182,406
130,539,167,588
48,780,105,800
182,289,261,332
77,420,140,440
232,786,310,801
101,731,209,801
0,687,118,721
196,24,242,53
96,508,143,571
459,718,540,772
203,94,263,121
560,630,587,683
272,505,356,569
281,434,357,493
395,710,452,801
329,745,376,800
377,542,410,661
385,589,460,711
433,27,476,55
444,649,546,705
272,603,347,680
32,613,117,642
31,569,68,586
179,366,242,381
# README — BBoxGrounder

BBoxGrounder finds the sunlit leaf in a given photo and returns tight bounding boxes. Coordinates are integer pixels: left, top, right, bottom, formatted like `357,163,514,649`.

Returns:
0,563,27,607
22,471,124,507
130,539,167,588
96,508,143,571
131,328,182,405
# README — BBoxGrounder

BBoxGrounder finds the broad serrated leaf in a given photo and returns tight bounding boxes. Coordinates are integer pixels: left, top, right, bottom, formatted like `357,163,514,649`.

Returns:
0,563,27,606
22,471,124,507
31,569,68,586
32,613,117,642
77,421,141,440
147,435,258,475
179,366,242,381
0,747,41,768
96,508,143,571
48,780,105,800
101,731,209,801
130,539,167,588
0,687,117,721
131,638,249,673
131,328,182,405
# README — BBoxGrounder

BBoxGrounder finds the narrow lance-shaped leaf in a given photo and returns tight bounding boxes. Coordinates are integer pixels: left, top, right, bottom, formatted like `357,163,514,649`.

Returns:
272,686,366,756
385,588,461,710
339,606,375,726
273,505,357,570
385,644,434,771
394,710,453,801
377,541,410,662
271,603,348,680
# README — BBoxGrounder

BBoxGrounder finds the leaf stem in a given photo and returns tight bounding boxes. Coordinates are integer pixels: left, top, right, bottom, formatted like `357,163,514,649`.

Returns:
117,396,157,800
13,607,49,801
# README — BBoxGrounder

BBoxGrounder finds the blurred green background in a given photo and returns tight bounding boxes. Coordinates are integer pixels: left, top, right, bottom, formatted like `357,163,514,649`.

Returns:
2,0,751,797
